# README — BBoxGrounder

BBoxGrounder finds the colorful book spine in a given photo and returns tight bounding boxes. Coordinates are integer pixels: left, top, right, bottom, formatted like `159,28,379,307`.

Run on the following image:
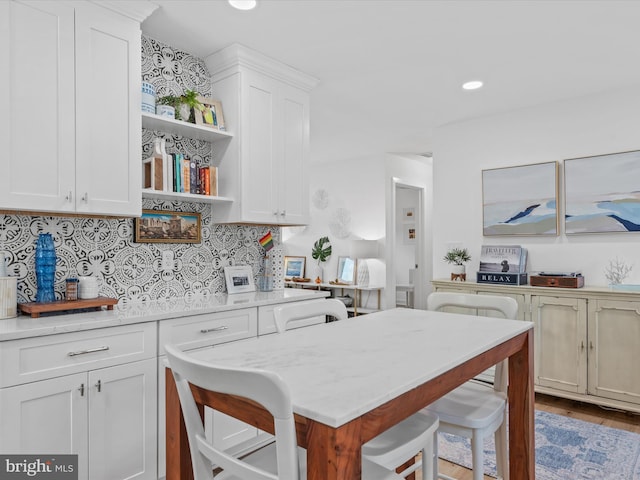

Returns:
174,153,181,193
190,159,197,194
182,156,190,193
203,166,210,195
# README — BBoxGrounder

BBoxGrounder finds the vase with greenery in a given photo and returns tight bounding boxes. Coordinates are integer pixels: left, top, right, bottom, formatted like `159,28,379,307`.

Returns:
157,89,203,122
443,247,471,276
311,236,332,283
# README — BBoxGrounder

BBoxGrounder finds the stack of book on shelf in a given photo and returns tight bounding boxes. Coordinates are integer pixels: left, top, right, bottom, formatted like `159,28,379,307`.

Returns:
143,138,218,196
477,245,528,285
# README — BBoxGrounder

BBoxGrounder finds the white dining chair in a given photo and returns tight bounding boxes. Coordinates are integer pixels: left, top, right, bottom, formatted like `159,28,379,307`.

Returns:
165,343,405,480
424,292,520,480
273,299,440,480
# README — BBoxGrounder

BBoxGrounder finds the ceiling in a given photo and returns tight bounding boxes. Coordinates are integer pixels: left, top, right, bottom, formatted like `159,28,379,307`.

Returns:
142,0,640,163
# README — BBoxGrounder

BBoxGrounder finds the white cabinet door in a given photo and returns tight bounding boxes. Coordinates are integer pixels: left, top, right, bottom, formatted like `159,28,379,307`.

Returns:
75,3,141,216
0,1,140,216
277,82,310,225
0,373,88,476
0,1,76,212
532,295,587,394
88,358,157,480
241,69,279,223
588,299,640,405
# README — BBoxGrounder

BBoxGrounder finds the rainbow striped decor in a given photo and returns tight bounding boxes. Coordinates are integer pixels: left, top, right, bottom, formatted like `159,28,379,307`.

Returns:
259,231,274,251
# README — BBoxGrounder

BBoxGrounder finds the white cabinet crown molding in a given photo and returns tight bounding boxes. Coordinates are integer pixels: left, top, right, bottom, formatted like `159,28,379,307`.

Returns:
90,0,158,22
206,43,320,92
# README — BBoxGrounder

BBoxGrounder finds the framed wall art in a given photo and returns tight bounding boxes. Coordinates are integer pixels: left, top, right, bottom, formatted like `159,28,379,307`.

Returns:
134,209,201,243
564,150,640,234
195,96,225,131
482,161,558,236
224,265,255,294
284,256,306,279
404,224,416,245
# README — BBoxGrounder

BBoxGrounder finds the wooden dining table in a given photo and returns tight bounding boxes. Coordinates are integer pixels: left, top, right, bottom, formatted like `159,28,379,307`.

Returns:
165,307,535,480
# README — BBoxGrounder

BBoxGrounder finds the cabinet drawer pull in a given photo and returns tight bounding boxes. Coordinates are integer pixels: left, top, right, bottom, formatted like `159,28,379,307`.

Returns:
67,346,110,356
65,191,73,202
79,383,85,396
200,326,228,334
95,380,101,392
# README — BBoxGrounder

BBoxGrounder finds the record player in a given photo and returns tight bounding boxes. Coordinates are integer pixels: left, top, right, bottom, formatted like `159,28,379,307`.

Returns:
529,272,584,288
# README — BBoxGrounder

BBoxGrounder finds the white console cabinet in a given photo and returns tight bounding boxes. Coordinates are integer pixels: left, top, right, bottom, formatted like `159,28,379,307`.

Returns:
206,44,318,225
0,1,150,216
0,323,158,480
432,279,640,412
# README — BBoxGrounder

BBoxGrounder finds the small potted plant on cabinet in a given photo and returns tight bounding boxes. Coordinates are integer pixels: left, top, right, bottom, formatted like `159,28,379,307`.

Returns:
444,247,471,281
311,236,332,284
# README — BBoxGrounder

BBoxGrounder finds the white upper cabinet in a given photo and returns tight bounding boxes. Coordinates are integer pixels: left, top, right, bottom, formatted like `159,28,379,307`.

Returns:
205,44,318,225
0,1,144,216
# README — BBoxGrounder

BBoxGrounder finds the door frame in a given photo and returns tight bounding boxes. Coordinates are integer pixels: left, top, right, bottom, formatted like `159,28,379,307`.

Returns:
385,177,427,310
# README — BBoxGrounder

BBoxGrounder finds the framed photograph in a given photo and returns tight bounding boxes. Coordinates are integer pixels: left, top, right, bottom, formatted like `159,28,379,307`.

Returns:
134,209,201,243
482,161,558,236
404,224,416,245
284,256,306,279
194,96,225,131
224,265,255,294
565,150,640,234
402,207,416,222
336,256,355,284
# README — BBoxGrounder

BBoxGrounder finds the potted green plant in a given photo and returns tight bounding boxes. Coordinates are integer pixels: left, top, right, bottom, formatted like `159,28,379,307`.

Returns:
311,236,332,283
443,247,471,280
156,90,203,122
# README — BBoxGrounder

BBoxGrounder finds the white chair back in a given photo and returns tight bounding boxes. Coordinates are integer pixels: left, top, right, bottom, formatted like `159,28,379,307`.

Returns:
165,344,300,480
426,292,519,393
273,298,348,333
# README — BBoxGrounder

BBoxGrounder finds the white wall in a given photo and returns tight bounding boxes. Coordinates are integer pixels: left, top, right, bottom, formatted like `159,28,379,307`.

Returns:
282,155,386,307
432,85,640,285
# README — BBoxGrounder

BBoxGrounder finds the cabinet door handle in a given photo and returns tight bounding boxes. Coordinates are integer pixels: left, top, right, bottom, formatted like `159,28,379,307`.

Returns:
95,380,101,393
280,210,286,216
65,191,73,202
81,192,88,203
273,211,279,216
67,346,109,356
200,326,228,334
589,341,594,350
79,383,85,397
580,341,585,351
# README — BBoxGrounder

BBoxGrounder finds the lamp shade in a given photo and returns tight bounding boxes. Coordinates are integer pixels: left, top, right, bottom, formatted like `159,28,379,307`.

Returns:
350,239,378,259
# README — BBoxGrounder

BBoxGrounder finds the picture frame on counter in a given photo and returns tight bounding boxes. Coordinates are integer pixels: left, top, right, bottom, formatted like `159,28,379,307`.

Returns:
134,209,201,243
284,256,306,279
195,96,225,131
224,265,255,294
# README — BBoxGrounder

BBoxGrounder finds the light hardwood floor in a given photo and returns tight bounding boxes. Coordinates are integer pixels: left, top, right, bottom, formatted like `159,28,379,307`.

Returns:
419,393,640,480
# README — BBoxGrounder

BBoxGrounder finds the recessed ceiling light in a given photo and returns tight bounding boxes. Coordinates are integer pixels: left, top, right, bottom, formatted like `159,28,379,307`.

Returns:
462,80,483,90
228,0,257,10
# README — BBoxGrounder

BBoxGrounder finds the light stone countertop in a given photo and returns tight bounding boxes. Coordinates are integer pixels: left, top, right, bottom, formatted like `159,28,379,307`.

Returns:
188,307,533,427
0,289,329,341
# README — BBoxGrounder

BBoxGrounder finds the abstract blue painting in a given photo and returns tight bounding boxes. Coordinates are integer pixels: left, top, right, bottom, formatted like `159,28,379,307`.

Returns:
482,162,558,236
565,150,640,234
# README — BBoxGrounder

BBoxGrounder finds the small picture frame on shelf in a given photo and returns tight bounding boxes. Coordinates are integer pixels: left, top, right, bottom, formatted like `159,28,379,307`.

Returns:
134,209,201,243
224,265,255,294
284,256,306,279
195,96,225,131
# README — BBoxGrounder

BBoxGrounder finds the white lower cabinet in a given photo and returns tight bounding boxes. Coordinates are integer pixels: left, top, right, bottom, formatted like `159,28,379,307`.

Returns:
532,295,587,394
432,280,640,412
587,299,640,405
0,322,157,480
157,308,259,479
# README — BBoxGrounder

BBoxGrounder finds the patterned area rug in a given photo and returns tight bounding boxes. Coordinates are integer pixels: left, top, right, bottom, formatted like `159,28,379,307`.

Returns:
438,410,640,479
